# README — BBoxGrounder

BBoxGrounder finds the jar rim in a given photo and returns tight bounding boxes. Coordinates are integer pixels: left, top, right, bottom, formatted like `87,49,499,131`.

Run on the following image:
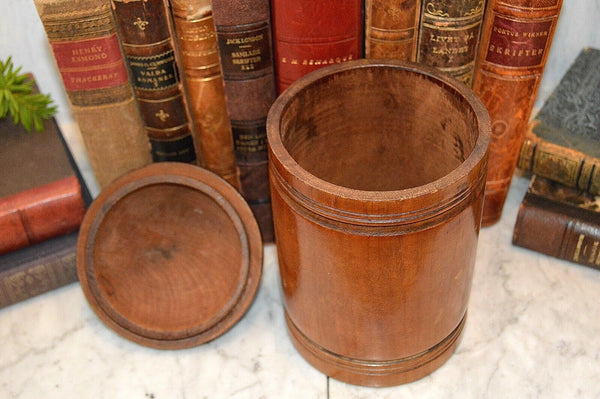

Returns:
267,59,491,218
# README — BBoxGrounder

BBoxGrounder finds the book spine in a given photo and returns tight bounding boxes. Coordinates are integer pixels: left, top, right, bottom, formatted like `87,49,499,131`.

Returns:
0,176,85,256
111,0,197,164
416,0,486,86
513,191,600,271
212,0,277,242
472,0,563,226
270,0,364,94
169,1,241,189
0,233,78,309
518,133,600,196
364,0,421,61
33,0,152,189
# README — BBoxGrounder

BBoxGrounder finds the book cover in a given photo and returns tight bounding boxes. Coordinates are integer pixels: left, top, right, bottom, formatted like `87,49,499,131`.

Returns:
471,0,563,226
0,83,91,255
33,0,152,188
518,47,600,195
0,232,78,309
111,0,197,164
513,175,600,271
416,0,486,85
170,0,241,189
212,0,277,242
364,0,421,61
270,0,364,94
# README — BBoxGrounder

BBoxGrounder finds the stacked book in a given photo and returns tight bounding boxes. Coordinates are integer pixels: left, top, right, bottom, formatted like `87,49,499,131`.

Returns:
513,47,600,271
0,78,92,308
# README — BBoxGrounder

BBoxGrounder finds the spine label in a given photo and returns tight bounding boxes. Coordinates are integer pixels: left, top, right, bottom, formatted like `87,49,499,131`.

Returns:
150,134,196,163
51,34,129,91
485,16,553,67
128,50,179,90
232,123,268,163
217,23,273,79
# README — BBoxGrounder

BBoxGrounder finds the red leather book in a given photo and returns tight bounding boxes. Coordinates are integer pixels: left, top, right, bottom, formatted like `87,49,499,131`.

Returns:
472,0,563,226
271,0,364,93
0,176,85,255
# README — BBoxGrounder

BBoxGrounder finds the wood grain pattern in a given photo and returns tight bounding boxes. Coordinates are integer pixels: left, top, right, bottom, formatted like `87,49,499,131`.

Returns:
77,163,262,349
267,60,490,386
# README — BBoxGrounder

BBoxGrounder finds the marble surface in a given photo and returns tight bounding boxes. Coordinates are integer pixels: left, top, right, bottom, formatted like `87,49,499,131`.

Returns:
1,172,600,398
2,1,600,398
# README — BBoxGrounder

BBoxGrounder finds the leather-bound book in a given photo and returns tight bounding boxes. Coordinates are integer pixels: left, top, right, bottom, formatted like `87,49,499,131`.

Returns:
518,47,600,195
364,0,421,61
270,0,364,93
472,0,563,226
513,176,600,271
170,0,241,189
111,0,197,163
34,0,152,188
0,105,90,256
33,0,153,188
0,232,79,309
415,0,486,85
212,0,277,242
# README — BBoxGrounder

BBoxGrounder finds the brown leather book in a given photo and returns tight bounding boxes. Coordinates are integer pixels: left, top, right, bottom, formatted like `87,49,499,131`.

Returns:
518,48,600,195
416,0,487,85
170,0,241,189
211,0,277,242
472,0,563,226
0,108,90,255
513,176,600,271
111,0,197,164
0,232,79,309
270,0,364,94
33,0,152,188
364,0,421,61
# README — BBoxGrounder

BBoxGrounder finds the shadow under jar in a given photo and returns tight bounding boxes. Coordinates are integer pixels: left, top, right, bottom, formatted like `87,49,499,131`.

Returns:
267,59,491,387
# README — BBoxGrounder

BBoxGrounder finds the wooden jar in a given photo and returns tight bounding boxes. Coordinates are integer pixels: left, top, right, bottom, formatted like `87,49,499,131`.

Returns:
267,59,490,386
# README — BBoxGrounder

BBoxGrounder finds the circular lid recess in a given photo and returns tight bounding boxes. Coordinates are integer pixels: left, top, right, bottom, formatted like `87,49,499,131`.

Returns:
76,163,263,349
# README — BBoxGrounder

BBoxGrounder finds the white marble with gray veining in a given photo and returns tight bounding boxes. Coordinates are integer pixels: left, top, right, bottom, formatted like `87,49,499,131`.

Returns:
1,0,600,397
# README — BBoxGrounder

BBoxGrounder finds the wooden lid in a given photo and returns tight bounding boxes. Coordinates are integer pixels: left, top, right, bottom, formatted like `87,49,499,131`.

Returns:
76,163,263,349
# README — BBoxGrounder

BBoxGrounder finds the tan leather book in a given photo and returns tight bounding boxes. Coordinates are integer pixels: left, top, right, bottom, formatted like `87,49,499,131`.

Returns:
472,0,563,226
212,0,277,242
33,0,152,188
416,0,486,86
364,0,421,61
111,0,197,164
170,0,241,189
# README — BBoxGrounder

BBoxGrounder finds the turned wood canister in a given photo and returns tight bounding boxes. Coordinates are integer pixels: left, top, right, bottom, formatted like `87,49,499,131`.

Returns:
267,59,490,386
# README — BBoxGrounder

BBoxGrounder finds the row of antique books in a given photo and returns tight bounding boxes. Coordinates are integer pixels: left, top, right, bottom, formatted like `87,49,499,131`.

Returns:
513,47,600,272
30,0,568,232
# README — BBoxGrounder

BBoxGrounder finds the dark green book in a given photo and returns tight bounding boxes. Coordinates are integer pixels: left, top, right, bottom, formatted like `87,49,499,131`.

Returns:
518,47,600,194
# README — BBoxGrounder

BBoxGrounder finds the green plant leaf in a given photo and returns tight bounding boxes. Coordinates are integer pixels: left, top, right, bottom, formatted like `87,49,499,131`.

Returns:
0,56,57,132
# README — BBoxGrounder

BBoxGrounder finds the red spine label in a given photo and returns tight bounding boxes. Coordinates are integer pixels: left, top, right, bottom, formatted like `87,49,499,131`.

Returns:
485,16,553,68
51,34,129,91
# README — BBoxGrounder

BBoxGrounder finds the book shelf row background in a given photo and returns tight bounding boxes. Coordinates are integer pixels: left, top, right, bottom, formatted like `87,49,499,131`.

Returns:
1,1,600,398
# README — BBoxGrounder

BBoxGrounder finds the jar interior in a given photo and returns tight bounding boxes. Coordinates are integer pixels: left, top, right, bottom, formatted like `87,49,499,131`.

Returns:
279,67,480,191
